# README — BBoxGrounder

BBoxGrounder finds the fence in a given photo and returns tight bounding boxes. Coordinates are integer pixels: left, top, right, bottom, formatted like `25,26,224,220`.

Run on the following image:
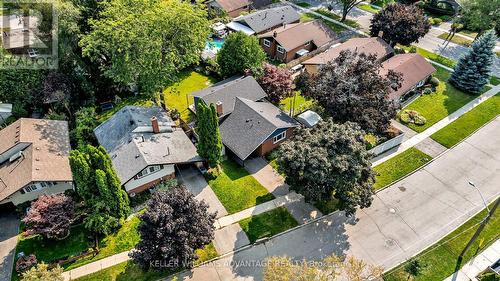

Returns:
369,133,405,156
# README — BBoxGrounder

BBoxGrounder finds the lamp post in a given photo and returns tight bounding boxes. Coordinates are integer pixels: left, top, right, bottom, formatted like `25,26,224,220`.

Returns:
468,181,490,215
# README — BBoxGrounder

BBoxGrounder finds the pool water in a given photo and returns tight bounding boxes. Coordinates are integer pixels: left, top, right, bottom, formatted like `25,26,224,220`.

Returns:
205,38,225,51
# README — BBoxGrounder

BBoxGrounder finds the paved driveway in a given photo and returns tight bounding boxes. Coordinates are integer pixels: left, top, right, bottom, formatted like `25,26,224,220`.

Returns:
174,117,500,280
0,212,19,281
178,166,228,219
244,157,289,196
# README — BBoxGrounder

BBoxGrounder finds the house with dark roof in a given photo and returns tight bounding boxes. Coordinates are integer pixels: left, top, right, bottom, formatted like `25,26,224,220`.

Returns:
302,37,394,74
380,53,436,102
206,0,252,18
0,118,73,206
258,20,337,63
191,76,267,120
220,98,299,165
94,106,201,194
227,6,300,35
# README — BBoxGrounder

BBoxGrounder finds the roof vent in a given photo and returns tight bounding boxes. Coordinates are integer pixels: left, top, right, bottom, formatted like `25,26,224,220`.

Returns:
9,150,24,162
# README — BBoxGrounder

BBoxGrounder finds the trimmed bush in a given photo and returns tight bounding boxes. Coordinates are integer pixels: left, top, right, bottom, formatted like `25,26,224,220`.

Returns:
16,254,37,273
422,87,433,95
399,110,427,126
430,77,440,86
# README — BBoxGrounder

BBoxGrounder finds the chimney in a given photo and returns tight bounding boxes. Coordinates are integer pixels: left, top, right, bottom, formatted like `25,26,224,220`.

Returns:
273,31,277,38
378,30,384,38
216,101,223,116
151,116,160,134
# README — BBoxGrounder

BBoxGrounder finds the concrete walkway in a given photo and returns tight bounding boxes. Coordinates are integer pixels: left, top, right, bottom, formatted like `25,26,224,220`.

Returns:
444,239,500,281
62,251,130,281
390,120,447,158
372,84,500,166
0,212,19,281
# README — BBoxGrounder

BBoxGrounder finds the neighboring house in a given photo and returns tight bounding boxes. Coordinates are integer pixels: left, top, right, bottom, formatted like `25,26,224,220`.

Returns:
0,103,13,124
94,106,201,194
191,76,267,120
206,0,252,18
258,20,337,63
227,6,300,35
1,15,47,56
302,37,394,74
0,118,73,207
380,53,436,102
220,97,299,165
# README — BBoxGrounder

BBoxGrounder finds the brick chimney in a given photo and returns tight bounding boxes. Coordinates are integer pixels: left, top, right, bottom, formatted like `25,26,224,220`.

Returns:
216,101,223,116
151,116,160,134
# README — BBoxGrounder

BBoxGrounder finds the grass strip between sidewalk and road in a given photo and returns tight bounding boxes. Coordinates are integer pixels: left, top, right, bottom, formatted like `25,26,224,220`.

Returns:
437,33,472,47
431,94,500,148
399,45,457,69
384,201,500,281
239,207,298,243
357,3,380,13
373,148,432,190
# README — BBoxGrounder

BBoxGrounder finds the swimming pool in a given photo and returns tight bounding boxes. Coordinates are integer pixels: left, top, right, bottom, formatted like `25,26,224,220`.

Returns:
205,38,225,52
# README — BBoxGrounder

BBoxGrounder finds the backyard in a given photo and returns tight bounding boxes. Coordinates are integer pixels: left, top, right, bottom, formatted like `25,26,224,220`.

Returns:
384,202,500,281
373,148,432,190
398,66,485,133
239,207,298,243
279,91,314,116
206,160,275,214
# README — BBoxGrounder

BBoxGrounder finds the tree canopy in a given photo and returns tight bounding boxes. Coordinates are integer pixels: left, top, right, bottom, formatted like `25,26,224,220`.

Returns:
69,145,130,235
370,3,430,47
196,99,223,168
276,120,375,215
252,63,293,104
21,263,63,281
449,30,496,94
303,50,401,135
130,186,216,271
80,0,210,94
460,0,499,35
217,31,266,78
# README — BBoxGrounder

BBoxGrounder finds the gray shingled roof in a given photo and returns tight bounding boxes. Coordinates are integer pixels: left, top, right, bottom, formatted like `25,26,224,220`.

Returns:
220,98,298,160
191,76,267,117
94,106,200,184
233,6,300,34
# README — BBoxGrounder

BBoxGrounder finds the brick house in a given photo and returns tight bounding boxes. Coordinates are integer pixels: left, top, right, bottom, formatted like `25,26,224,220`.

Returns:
226,6,300,35
258,20,336,63
94,106,201,194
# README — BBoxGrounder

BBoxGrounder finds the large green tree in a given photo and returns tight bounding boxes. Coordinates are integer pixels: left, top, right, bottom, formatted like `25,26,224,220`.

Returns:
217,31,266,78
80,0,210,94
196,99,223,168
276,120,375,216
460,0,499,35
69,145,130,235
449,30,496,94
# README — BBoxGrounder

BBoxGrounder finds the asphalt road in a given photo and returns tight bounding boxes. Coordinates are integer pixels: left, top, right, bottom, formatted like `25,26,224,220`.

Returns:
174,117,500,280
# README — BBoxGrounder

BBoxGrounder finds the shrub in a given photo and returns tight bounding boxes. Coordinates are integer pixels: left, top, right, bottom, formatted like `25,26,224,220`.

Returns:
430,77,440,86
408,46,417,53
365,134,379,150
422,87,433,95
432,18,442,25
399,110,427,126
16,254,37,273
170,109,180,120
414,115,427,125
399,111,411,123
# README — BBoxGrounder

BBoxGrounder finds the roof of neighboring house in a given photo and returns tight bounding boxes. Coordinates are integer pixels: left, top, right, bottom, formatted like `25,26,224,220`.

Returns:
94,106,200,185
220,98,298,160
259,20,337,51
211,0,251,13
233,6,300,34
302,37,394,65
0,118,72,202
380,53,436,100
191,76,267,117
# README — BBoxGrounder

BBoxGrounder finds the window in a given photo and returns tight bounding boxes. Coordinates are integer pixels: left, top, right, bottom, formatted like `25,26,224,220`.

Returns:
277,45,285,54
135,165,163,180
273,131,286,144
416,79,425,87
22,182,52,193
305,41,310,47
263,39,271,47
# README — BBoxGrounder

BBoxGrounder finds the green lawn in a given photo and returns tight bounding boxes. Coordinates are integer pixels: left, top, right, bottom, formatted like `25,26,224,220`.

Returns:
75,243,218,281
373,148,432,190
163,71,215,122
371,0,394,8
239,207,298,243
280,91,314,116
431,94,500,148
357,3,380,13
490,76,500,86
314,198,340,215
296,1,311,7
399,45,457,69
207,160,275,214
437,33,472,47
399,67,481,133
300,13,348,33
97,96,155,123
314,8,360,29
384,202,500,281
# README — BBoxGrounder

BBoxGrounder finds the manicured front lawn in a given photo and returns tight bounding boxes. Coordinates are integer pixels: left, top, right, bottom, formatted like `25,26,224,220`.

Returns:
296,1,311,7
399,45,457,69
314,8,360,29
437,33,472,47
280,91,314,116
431,94,500,148
357,3,380,13
75,243,218,281
490,76,500,86
239,207,298,243
300,13,348,33
399,67,480,133
384,202,499,281
207,160,275,214
373,148,432,190
163,71,215,122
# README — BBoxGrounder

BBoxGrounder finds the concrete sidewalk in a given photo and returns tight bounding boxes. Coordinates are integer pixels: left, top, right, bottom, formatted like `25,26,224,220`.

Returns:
62,251,131,281
372,84,500,166
444,239,500,281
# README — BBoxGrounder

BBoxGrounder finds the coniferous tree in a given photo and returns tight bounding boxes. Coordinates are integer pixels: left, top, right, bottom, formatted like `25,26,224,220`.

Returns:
449,30,496,94
69,145,130,235
196,99,223,168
